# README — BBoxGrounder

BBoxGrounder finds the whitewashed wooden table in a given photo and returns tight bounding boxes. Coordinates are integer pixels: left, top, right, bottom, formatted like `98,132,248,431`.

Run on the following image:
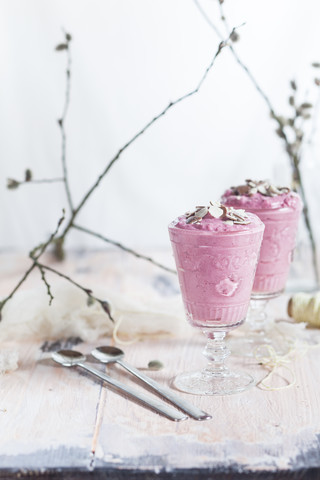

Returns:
1,251,320,479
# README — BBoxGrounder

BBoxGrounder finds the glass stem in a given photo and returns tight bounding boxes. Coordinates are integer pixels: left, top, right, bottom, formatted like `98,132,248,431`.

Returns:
202,331,230,377
247,299,268,332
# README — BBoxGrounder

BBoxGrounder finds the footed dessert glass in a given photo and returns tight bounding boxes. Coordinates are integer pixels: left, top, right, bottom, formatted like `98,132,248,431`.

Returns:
222,180,302,351
168,202,264,395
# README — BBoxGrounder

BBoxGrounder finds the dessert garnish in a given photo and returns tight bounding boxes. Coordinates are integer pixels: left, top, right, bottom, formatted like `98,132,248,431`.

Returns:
230,179,290,197
147,360,164,371
185,201,250,225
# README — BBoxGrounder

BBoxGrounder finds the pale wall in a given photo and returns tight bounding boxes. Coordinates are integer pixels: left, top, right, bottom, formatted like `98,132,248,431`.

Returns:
1,0,320,251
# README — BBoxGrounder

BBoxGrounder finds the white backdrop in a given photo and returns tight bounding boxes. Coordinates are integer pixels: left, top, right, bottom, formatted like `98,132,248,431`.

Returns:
1,0,320,252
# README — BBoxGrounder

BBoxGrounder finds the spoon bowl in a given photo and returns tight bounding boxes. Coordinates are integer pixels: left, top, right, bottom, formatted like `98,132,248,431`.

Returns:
52,349,86,367
91,346,124,364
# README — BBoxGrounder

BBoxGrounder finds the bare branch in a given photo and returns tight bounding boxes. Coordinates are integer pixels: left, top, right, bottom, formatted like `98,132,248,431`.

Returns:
73,224,177,275
60,27,239,238
195,0,276,116
194,0,319,286
0,208,114,323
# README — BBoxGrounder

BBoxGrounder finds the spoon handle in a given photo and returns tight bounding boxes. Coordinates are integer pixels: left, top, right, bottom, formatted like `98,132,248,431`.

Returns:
77,362,188,422
118,360,212,421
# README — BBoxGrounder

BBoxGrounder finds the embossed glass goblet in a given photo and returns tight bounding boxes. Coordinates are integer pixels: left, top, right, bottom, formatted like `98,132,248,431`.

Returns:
222,181,303,353
168,204,264,395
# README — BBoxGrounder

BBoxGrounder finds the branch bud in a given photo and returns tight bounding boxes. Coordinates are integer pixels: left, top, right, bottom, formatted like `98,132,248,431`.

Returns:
55,43,68,51
99,300,114,322
275,128,286,139
7,178,20,190
300,102,313,109
52,237,65,261
25,169,32,182
230,31,240,42
290,80,297,91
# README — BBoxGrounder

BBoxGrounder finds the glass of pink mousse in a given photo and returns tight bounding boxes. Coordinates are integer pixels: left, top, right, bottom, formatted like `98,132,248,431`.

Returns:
221,180,302,337
168,201,264,395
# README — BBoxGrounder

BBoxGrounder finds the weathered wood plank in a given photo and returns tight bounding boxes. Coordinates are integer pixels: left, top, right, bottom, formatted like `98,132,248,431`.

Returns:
0,340,101,471
1,338,320,478
92,333,320,475
1,251,320,479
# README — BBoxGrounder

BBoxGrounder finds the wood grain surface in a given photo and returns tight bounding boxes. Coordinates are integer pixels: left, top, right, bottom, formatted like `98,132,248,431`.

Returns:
1,251,320,479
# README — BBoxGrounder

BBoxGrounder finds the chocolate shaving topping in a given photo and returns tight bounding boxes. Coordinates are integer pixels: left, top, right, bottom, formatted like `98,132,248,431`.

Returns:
185,201,250,226
230,179,290,197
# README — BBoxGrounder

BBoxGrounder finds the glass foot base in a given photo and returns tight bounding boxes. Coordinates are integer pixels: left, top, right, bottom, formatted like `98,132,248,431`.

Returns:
173,370,255,395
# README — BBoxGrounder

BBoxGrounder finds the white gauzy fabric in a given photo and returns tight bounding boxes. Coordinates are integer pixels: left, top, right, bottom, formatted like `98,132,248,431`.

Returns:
0,283,186,342
0,350,19,375
0,282,187,373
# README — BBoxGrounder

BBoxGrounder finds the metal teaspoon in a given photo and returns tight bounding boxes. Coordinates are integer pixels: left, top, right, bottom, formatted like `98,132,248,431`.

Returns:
91,346,212,421
51,349,188,422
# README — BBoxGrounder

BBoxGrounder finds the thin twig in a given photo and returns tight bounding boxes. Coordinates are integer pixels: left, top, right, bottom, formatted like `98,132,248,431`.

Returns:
25,178,64,184
57,31,74,212
38,264,54,305
73,224,177,274
194,0,224,38
0,263,37,319
194,0,276,115
36,262,114,323
7,177,64,188
29,210,65,259
0,210,114,323
7,177,64,191
59,27,239,238
0,211,65,316
218,1,230,31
